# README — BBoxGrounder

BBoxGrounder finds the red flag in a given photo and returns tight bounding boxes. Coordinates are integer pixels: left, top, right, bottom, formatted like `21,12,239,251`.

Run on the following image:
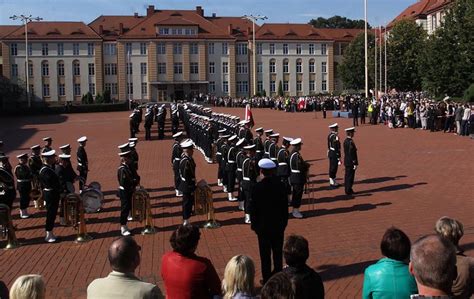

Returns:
245,104,255,128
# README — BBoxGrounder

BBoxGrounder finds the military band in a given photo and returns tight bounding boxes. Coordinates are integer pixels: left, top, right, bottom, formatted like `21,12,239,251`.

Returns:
117,147,138,236
178,139,196,226
14,153,32,219
39,150,61,243
28,145,43,208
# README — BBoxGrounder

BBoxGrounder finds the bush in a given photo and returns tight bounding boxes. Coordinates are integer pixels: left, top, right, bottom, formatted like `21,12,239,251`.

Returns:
103,89,111,103
464,84,474,102
262,89,267,97
82,92,94,104
95,92,104,104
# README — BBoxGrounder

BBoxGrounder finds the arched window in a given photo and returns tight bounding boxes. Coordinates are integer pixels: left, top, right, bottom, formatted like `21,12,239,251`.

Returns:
269,59,276,73
283,59,289,73
309,59,315,73
296,59,302,73
41,60,49,77
73,60,80,76
57,60,65,76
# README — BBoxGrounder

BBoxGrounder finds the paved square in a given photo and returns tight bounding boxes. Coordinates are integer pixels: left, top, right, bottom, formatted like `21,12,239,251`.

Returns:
0,108,473,298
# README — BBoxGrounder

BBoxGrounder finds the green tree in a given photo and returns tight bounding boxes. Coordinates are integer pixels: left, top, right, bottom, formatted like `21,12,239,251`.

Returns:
262,89,266,97
309,15,370,29
387,19,427,91
95,92,104,104
338,32,375,90
420,0,474,97
277,80,283,97
103,89,111,103
82,92,93,104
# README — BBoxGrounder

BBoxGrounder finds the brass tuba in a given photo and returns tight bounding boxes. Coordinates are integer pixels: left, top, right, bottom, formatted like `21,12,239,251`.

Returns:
0,204,20,249
194,180,220,229
131,188,156,235
30,177,45,210
63,193,92,243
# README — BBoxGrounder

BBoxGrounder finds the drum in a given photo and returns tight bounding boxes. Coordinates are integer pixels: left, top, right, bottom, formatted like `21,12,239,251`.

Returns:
81,188,103,213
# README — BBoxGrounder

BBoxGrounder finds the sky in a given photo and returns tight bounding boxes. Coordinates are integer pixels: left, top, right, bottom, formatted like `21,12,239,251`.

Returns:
0,0,416,27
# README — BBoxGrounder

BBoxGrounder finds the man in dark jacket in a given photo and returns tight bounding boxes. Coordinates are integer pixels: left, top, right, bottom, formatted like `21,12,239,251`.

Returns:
343,127,358,196
250,158,288,284
282,235,325,299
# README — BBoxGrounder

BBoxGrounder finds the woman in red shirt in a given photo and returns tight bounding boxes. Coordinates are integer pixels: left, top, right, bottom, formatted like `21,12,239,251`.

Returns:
161,224,222,299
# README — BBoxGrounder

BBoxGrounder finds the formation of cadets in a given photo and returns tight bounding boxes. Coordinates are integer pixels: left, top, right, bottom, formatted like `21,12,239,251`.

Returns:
0,136,89,243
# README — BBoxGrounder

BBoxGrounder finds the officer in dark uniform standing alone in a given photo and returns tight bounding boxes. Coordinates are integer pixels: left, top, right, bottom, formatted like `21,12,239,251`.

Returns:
77,136,88,191
327,123,341,187
171,132,184,197
14,153,32,219
39,150,61,243
178,139,196,226
343,127,358,196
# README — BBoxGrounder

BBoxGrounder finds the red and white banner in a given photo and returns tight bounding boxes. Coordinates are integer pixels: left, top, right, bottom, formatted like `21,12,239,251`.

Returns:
245,104,254,128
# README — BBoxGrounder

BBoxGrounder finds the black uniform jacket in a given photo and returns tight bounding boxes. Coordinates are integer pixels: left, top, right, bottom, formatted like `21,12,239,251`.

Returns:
343,137,358,167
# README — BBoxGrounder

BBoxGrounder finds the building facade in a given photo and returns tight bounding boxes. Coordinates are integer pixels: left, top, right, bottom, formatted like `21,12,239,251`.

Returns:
0,5,360,103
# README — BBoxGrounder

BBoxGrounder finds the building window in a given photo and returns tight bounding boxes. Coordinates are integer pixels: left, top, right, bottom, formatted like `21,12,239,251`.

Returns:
88,43,95,56
256,43,262,54
11,64,18,77
174,63,183,74
309,60,315,73
190,62,199,74
283,44,289,55
173,43,182,54
322,61,327,73
257,81,263,92
126,43,132,55
73,43,80,56
141,82,147,96
296,60,302,73
126,63,133,75
270,80,276,92
237,81,248,93
257,62,263,73
10,43,18,56
28,63,33,77
222,62,228,74
322,80,327,91
321,43,327,55
157,42,166,54
140,63,147,75
190,42,198,55
73,61,80,76
283,81,289,92
58,84,65,96
269,43,275,54
105,83,118,95
309,80,315,92
28,44,32,56
74,83,81,96
158,63,166,74
283,60,289,73
140,42,147,55
222,81,229,94
208,43,215,55
222,43,228,55
57,43,64,56
41,61,49,77
87,63,95,76
209,81,216,93
309,44,315,55
42,43,49,56
237,43,248,55
296,44,302,54
269,60,276,73
296,81,302,91
42,84,50,97
209,62,215,74
89,83,96,95
104,43,116,55
127,83,133,95
236,62,248,74
105,63,117,75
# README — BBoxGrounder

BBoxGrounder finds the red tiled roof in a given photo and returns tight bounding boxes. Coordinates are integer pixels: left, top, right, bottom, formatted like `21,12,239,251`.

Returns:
256,24,363,42
2,22,101,40
425,0,453,14
89,15,145,41
0,25,19,38
207,17,256,41
388,0,452,27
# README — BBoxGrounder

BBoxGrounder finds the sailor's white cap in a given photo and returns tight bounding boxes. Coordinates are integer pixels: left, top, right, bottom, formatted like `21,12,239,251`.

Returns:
77,136,88,143
258,158,276,169
180,139,194,149
58,154,71,159
290,138,302,146
228,135,238,141
172,132,184,138
41,150,56,157
329,123,338,129
236,138,245,147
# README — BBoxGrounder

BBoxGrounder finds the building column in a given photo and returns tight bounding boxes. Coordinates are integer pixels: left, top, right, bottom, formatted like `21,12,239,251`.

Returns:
183,43,190,82
198,42,207,82
1,42,11,80
117,42,126,101
94,42,104,95
229,42,236,97
248,41,254,97
166,43,173,82
148,42,157,101
328,42,335,93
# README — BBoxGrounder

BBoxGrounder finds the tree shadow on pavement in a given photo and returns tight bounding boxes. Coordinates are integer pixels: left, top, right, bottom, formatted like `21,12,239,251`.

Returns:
356,175,407,184
317,259,379,281
303,202,392,219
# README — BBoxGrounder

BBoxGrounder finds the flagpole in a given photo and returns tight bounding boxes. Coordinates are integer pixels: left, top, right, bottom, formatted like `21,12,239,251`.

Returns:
375,27,377,100
379,25,382,96
384,24,387,94
364,0,369,98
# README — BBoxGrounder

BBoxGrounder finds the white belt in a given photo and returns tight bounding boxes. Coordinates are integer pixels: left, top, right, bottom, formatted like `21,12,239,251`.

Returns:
17,179,31,182
216,153,222,156
242,177,250,181
119,186,125,190
228,161,235,164
291,170,301,173
270,158,277,161
78,163,83,166
173,158,180,161
329,147,335,151
43,188,53,191
256,150,262,153
237,168,242,171
278,162,287,165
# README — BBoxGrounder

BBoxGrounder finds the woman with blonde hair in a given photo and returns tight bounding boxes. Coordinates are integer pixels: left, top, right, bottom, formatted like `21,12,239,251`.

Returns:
9,274,45,299
222,255,257,299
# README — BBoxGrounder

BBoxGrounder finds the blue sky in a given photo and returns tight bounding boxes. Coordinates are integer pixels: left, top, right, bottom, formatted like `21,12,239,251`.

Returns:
1,0,415,26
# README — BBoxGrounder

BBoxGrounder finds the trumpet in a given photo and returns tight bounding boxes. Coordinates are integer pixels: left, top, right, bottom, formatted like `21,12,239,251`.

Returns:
63,193,92,243
194,180,220,229
0,204,20,249
131,188,156,235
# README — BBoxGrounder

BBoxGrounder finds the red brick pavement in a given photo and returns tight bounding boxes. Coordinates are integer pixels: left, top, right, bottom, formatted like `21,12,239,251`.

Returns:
0,108,473,298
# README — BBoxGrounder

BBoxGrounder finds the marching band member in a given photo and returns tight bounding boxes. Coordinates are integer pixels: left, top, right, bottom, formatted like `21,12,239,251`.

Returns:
39,150,61,243
117,147,138,236
128,138,140,186
77,136,89,191
344,127,358,196
171,132,184,197
55,154,78,226
268,133,280,163
28,145,43,208
277,137,293,202
215,130,228,187
225,135,238,202
253,127,264,162
235,138,247,210
289,138,308,219
42,137,53,154
238,120,253,144
241,144,259,224
144,110,154,140
327,123,341,187
178,139,196,226
14,153,32,218
0,154,16,209
263,129,273,158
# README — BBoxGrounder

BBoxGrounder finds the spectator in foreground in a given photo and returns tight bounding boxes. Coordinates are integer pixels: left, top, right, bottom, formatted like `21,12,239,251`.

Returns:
409,234,457,298
435,217,474,298
260,272,295,299
87,237,163,299
222,255,257,299
161,224,221,299
282,235,324,299
362,227,417,298
9,274,45,299
0,280,8,299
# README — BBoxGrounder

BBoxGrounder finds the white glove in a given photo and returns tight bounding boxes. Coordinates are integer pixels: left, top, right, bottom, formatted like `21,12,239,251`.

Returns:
353,165,357,170
338,160,341,166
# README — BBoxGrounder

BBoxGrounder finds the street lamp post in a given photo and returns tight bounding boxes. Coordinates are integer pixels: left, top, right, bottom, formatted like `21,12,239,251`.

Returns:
364,0,369,98
242,14,267,97
10,14,42,108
